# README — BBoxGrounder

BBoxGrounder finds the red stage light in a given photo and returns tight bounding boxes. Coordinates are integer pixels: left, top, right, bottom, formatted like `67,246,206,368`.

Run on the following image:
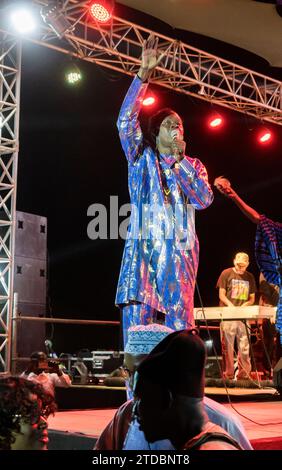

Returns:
142,96,155,106
89,1,114,23
209,115,223,128
258,129,272,144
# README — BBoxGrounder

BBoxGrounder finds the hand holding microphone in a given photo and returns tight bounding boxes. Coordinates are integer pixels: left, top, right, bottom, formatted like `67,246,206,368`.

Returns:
214,176,236,198
171,129,186,162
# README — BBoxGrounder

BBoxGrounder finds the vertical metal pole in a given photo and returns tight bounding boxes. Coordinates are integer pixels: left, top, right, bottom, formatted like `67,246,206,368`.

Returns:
11,291,18,374
7,40,22,373
244,320,261,386
6,40,22,371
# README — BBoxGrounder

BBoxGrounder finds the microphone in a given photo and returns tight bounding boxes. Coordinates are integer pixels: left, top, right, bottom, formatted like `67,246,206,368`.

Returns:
45,339,57,358
171,129,184,159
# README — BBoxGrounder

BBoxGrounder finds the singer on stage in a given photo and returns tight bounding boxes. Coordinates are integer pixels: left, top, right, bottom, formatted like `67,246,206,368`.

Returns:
116,35,213,346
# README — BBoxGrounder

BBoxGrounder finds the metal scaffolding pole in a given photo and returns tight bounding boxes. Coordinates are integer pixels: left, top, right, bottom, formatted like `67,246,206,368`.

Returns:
0,31,21,373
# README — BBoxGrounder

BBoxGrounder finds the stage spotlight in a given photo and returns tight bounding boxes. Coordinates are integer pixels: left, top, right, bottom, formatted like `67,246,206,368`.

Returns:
198,85,206,96
40,3,74,38
142,96,156,107
89,1,115,23
208,114,223,129
65,63,82,85
258,128,272,144
10,8,36,34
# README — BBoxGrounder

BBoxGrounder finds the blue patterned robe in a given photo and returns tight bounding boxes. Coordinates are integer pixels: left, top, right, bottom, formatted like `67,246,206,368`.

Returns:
255,215,282,342
115,76,213,328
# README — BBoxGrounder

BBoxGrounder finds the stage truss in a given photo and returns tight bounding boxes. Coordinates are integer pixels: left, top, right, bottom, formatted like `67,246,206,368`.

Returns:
0,31,21,373
27,0,282,126
0,0,282,372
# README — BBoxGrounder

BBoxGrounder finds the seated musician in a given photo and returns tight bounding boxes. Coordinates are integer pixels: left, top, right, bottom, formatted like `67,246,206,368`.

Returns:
216,252,256,380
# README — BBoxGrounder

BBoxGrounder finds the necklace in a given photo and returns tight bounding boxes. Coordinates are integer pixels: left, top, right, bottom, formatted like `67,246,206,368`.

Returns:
157,153,172,199
164,187,171,196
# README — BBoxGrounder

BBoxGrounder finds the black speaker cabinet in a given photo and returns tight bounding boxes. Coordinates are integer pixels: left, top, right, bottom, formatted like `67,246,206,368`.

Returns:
13,212,47,366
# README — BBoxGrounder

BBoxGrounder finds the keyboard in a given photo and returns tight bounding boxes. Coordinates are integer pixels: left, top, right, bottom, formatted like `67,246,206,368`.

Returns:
194,305,276,321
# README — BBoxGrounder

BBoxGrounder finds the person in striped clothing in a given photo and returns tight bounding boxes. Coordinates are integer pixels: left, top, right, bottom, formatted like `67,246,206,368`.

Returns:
214,176,282,347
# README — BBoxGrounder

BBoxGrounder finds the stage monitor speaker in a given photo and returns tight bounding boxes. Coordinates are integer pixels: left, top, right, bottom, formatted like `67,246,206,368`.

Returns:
273,358,282,390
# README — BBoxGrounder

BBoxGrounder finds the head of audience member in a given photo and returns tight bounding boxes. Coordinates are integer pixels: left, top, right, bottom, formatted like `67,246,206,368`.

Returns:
27,351,62,376
0,376,56,450
123,323,174,391
133,329,207,449
25,351,48,374
31,351,47,361
233,252,249,275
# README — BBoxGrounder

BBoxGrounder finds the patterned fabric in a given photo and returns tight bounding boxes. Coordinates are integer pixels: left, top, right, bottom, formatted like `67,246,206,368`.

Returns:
122,302,187,347
116,76,213,331
124,323,174,355
216,268,256,307
255,215,282,342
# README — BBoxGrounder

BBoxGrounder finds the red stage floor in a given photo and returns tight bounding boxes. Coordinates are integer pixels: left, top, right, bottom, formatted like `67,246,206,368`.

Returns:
48,399,282,450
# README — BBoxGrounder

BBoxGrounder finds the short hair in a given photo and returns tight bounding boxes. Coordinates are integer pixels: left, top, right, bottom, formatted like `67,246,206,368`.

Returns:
0,376,57,450
30,351,47,361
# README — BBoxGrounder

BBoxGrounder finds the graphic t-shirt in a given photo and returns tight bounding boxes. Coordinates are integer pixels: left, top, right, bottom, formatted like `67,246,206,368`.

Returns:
216,268,256,307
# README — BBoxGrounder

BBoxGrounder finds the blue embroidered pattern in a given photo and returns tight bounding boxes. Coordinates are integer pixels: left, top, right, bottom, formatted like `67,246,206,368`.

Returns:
116,76,213,328
255,215,282,343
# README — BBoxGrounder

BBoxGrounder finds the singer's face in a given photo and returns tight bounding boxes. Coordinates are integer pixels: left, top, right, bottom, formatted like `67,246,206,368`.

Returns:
157,113,184,148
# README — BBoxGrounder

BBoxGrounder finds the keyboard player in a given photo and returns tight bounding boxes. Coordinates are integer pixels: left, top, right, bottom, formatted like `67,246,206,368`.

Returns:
216,252,256,380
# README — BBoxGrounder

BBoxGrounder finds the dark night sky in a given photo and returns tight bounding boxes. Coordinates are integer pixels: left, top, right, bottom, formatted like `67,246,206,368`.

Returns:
16,6,282,353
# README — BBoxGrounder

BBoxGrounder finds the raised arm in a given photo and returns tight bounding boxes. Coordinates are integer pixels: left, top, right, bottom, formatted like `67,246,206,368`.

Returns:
214,177,260,224
117,35,164,164
117,77,147,164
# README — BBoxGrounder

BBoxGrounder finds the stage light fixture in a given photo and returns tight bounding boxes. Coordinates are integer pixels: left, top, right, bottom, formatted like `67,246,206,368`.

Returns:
208,114,223,129
89,1,115,23
10,8,36,33
40,3,74,38
258,128,272,144
205,339,213,349
198,85,206,96
142,96,156,107
65,63,82,85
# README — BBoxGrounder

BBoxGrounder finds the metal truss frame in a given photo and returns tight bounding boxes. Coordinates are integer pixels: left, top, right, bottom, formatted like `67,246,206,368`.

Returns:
24,0,282,126
0,31,21,373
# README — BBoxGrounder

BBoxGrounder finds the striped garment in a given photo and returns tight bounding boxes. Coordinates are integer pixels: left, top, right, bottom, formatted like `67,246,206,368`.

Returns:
255,215,282,342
